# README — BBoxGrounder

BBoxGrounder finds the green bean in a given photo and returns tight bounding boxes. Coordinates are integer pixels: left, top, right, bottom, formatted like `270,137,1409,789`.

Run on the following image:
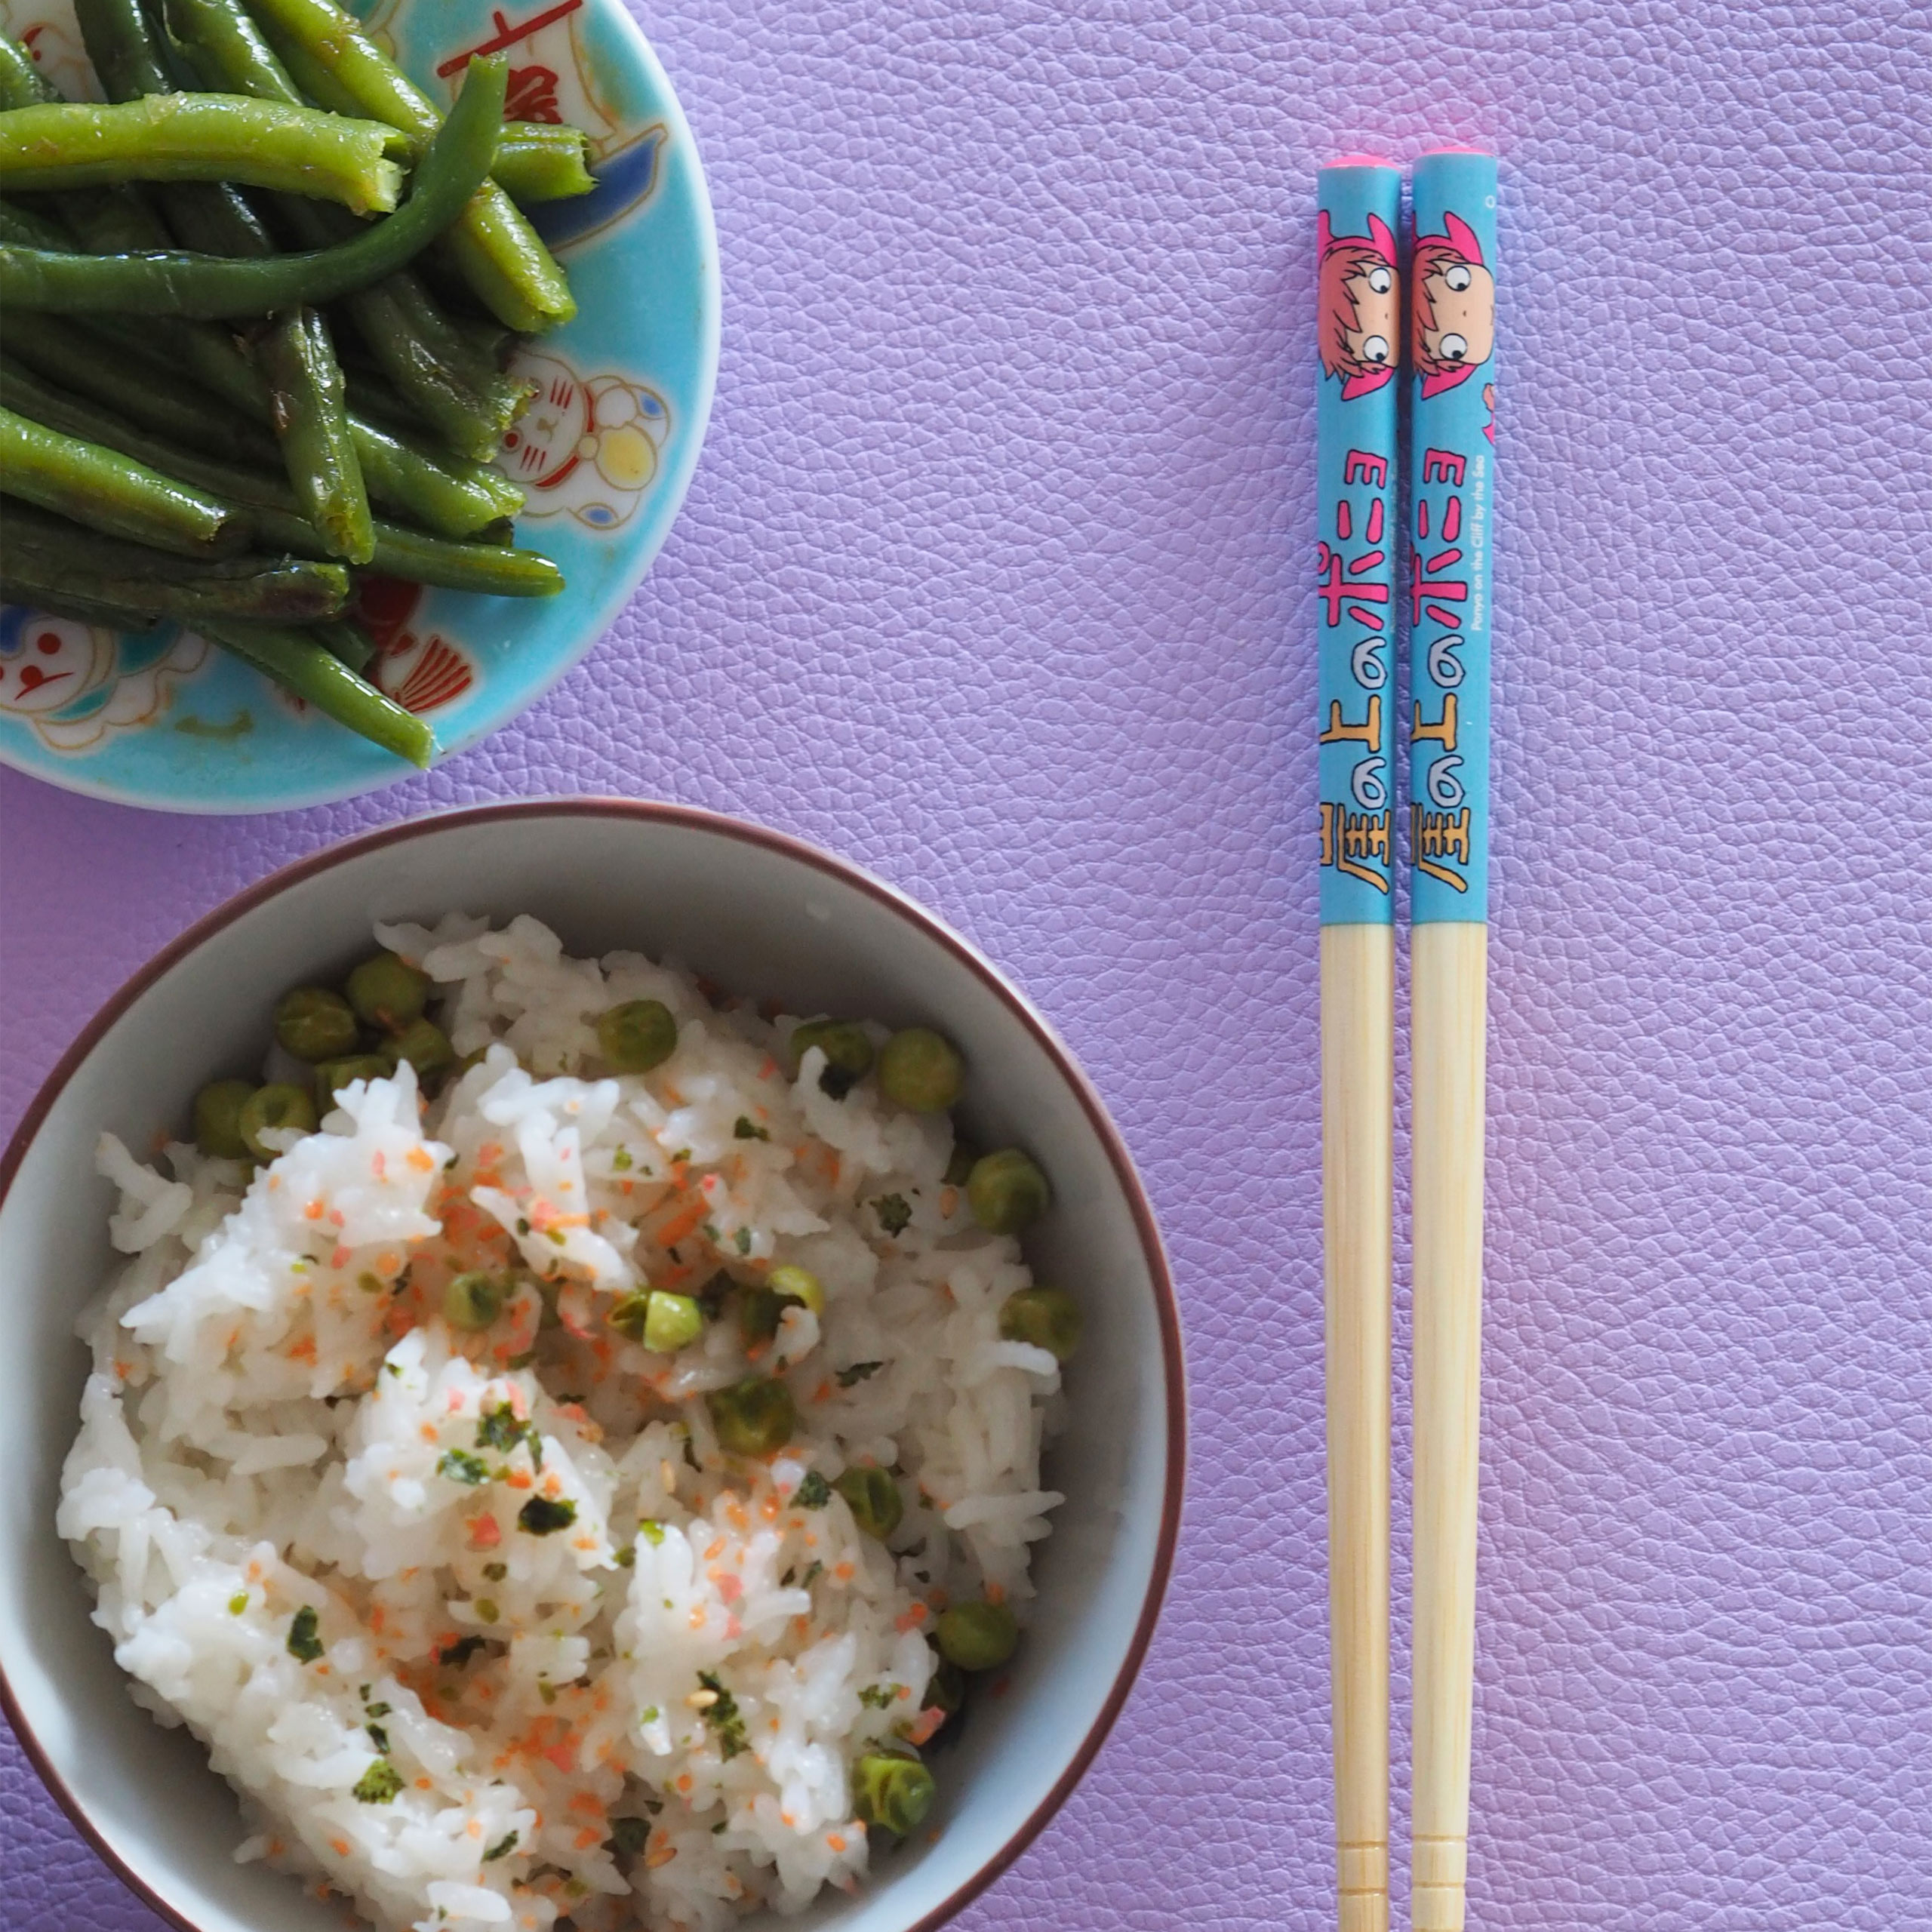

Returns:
0,97,404,214
1,517,345,632
254,307,372,563
0,54,508,315
0,34,57,107
162,0,299,103
245,0,575,331
349,415,521,538
383,1017,454,1078
0,408,242,555
72,312,521,538
494,124,595,205
73,0,175,102
197,617,435,766
0,579,159,630
0,353,561,593
165,0,534,456
2,310,275,466
312,617,376,672
343,270,533,460
641,1291,704,1352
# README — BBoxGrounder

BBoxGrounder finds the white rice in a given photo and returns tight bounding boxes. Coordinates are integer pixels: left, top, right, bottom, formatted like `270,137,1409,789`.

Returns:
58,915,1066,1932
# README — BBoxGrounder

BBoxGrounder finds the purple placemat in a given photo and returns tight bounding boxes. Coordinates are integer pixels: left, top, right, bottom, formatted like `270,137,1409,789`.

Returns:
5,0,1931,1927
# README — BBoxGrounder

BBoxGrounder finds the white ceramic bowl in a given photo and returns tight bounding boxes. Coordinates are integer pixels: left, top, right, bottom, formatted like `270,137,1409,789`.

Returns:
0,800,1184,1932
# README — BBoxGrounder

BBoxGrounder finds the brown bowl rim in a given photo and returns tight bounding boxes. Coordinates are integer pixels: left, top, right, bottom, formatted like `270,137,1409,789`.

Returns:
0,795,1187,1932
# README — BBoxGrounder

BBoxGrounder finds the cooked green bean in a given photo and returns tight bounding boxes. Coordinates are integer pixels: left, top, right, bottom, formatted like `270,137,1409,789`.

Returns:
3,310,275,466
74,0,175,101
245,0,575,331
71,312,521,537
0,408,243,555
192,1079,255,1158
2,503,348,620
254,307,372,564
0,97,403,213
0,54,507,315
164,0,536,454
0,580,159,629
0,352,561,594
0,33,57,108
344,270,533,460
313,617,377,673
274,985,360,1061
494,124,596,205
345,951,430,1027
197,618,435,766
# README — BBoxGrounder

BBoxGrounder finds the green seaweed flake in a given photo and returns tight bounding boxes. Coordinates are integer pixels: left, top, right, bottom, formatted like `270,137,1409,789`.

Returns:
697,1671,748,1759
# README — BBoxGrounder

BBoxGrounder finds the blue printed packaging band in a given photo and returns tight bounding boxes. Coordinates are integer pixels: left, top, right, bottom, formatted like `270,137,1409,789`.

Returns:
1315,160,1401,924
1407,149,1497,922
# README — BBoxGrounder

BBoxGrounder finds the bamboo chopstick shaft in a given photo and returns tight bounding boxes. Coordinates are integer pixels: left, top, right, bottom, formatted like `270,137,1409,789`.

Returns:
1410,921,1487,1932
1322,924,1393,1932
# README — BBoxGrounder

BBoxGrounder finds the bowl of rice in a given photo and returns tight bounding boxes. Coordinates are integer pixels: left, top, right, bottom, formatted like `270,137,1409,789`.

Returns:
0,799,1183,1932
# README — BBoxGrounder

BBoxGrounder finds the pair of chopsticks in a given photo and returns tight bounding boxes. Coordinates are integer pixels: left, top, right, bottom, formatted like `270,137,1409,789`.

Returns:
1317,150,1497,1932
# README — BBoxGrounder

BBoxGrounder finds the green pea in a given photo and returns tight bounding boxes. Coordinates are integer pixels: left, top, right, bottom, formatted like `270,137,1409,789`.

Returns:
877,1027,964,1112
851,1750,935,1836
596,999,678,1073
766,1264,825,1315
997,1286,1082,1362
345,951,431,1030
934,1601,1018,1673
192,1079,254,1159
445,1271,508,1331
966,1149,1050,1235
924,1653,966,1717
706,1376,797,1457
833,1465,903,1543
737,1286,785,1347
786,1019,874,1099
383,1018,454,1081
642,1291,704,1353
314,1054,392,1110
273,986,361,1063
238,1083,318,1161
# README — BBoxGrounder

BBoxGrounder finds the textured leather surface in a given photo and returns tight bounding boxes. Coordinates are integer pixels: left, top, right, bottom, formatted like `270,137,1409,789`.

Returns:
5,0,1932,1927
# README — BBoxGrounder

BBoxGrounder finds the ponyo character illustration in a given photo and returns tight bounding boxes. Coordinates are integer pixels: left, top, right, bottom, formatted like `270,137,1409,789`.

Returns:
1411,211,1495,398
501,351,671,531
1317,209,1399,398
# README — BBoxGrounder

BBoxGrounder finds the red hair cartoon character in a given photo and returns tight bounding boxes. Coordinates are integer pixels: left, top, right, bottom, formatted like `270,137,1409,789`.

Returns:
1411,210,1494,398
1318,209,1399,398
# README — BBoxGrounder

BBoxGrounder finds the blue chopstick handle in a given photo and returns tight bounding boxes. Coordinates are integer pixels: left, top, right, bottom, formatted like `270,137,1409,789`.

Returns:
1407,150,1497,922
1315,160,1401,924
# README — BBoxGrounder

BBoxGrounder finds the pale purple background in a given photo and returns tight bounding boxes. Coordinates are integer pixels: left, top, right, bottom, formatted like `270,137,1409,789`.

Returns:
5,0,1931,1925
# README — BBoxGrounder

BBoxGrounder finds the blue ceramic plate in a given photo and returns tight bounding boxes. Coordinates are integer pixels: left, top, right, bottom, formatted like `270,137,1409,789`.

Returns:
0,0,718,812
